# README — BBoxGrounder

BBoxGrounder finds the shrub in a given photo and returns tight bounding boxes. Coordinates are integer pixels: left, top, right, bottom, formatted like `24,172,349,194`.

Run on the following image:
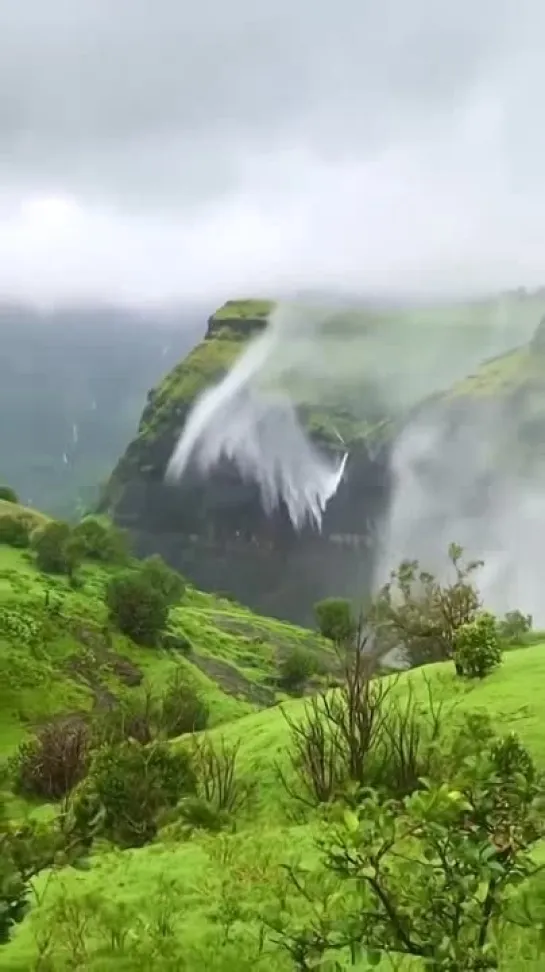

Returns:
368,543,482,667
279,648,451,808
278,647,318,694
0,485,18,504
159,669,209,738
12,720,91,800
140,554,185,605
498,609,533,644
314,597,355,643
453,611,502,679
0,515,30,548
271,728,543,971
105,569,169,645
0,841,28,943
71,516,129,564
32,520,82,576
69,740,197,847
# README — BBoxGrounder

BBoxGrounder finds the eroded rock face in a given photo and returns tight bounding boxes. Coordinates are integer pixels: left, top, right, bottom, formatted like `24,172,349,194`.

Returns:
101,301,393,624
102,300,545,624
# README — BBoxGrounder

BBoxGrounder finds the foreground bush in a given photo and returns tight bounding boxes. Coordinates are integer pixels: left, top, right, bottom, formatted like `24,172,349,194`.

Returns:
12,720,91,800
454,611,502,679
271,726,543,971
0,514,30,548
70,739,196,847
105,568,169,645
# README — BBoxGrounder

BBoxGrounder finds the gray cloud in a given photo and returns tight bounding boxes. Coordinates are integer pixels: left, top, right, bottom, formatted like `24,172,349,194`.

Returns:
0,0,544,302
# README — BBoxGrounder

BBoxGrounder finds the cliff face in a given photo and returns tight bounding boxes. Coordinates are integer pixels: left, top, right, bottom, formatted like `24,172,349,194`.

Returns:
102,296,545,624
101,299,394,623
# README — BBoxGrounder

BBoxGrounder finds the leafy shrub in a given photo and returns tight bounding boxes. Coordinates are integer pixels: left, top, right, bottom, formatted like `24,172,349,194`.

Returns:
105,568,169,645
12,720,91,800
368,543,482,667
71,516,129,564
453,611,502,679
0,515,30,548
0,839,28,943
32,520,82,576
314,597,355,643
159,669,209,737
140,554,185,605
278,647,318,694
272,726,543,971
498,609,533,644
70,740,197,847
0,485,18,504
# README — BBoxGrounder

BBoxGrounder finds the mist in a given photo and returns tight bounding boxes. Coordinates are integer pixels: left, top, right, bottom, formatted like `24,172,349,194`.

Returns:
167,294,545,620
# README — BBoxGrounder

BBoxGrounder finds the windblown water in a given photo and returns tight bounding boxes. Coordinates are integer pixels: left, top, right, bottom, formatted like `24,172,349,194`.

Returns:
167,295,545,617
166,305,350,530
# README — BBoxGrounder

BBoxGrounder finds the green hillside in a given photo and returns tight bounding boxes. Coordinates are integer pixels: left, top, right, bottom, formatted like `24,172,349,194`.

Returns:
0,500,545,968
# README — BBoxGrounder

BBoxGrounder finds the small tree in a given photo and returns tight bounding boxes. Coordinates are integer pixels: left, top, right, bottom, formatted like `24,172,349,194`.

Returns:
368,543,482,668
454,612,502,679
0,485,18,504
314,598,355,644
498,609,532,645
105,569,169,646
0,515,30,548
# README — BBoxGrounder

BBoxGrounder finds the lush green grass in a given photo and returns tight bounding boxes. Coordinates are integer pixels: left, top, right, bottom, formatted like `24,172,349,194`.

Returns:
3,634,545,969
0,544,333,762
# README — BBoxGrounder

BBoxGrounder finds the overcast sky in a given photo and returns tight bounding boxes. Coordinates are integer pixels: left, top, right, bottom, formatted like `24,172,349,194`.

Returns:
1,0,545,306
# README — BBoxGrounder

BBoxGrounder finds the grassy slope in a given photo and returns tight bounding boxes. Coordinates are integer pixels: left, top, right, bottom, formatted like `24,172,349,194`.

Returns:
0,542,333,763
3,645,545,969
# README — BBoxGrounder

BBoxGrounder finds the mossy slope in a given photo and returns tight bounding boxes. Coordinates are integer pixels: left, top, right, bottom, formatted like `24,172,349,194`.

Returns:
0,540,333,762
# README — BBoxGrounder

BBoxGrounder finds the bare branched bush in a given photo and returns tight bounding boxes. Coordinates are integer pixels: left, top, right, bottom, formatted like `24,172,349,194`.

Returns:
13,719,91,800
191,735,254,816
279,636,454,808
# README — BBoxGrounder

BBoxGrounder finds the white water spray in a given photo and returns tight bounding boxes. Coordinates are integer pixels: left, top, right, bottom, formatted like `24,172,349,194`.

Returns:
166,305,349,530
167,293,545,560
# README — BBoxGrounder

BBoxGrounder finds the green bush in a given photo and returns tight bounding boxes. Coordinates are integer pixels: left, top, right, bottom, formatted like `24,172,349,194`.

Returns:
498,609,533,644
32,520,82,576
0,515,30,548
278,647,318,694
314,597,355,643
453,611,502,679
105,569,169,646
69,740,197,848
71,516,129,564
0,842,28,943
0,485,18,504
160,670,209,738
140,554,185,605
